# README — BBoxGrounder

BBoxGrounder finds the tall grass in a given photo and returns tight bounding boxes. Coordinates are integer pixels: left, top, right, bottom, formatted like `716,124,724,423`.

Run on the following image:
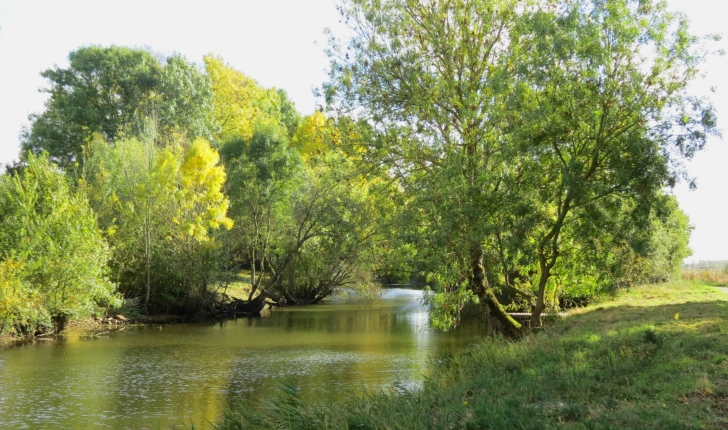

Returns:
215,281,728,429
682,269,728,286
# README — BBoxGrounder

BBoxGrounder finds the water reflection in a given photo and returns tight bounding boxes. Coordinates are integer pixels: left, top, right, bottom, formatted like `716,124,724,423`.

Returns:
0,289,484,429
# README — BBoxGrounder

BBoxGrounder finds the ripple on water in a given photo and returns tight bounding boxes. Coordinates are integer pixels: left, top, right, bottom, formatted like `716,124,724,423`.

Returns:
0,289,483,428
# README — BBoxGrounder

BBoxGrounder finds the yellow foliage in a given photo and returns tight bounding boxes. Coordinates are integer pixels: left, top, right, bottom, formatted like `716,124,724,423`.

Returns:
179,138,234,240
0,259,22,309
205,55,268,142
291,111,331,161
0,259,32,329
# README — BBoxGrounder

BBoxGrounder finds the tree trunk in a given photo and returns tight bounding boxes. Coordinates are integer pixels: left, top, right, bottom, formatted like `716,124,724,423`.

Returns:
531,193,572,327
471,247,522,338
248,247,256,301
144,223,151,306
530,279,547,327
230,291,269,315
530,255,550,327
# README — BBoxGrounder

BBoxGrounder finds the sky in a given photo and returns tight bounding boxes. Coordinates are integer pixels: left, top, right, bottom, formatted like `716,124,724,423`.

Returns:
0,0,726,262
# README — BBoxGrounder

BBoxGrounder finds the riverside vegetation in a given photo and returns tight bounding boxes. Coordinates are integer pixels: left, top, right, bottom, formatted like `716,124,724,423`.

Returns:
0,0,707,338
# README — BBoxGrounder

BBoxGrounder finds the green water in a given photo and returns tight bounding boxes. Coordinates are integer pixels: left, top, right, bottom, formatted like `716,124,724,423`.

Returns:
0,289,484,429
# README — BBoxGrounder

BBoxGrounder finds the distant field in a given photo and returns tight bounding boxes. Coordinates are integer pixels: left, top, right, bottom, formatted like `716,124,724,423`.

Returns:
683,269,728,286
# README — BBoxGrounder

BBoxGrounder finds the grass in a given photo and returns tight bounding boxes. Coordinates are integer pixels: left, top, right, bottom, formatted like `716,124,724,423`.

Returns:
214,281,728,429
215,270,255,300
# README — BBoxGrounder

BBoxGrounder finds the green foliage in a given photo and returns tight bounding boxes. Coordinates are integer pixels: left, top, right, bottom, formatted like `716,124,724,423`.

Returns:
642,196,694,282
325,0,716,330
504,0,714,318
82,134,231,311
0,153,119,335
423,282,476,331
82,134,176,305
22,46,215,167
538,194,694,309
276,89,302,139
222,119,384,305
157,54,218,141
0,259,47,336
277,150,384,304
9,13,706,333
16,44,390,315
222,124,300,297
326,0,542,331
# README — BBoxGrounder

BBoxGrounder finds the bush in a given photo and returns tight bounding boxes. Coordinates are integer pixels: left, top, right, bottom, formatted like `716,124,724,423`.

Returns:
0,153,120,335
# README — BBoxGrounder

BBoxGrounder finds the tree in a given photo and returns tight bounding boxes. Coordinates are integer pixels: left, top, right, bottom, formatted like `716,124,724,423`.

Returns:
167,137,234,309
82,133,178,306
276,89,303,139
0,153,119,334
272,150,383,305
634,195,693,284
326,0,716,334
534,193,692,309
156,54,218,141
222,117,386,307
205,55,296,145
291,112,329,161
23,46,216,167
83,134,232,310
325,0,526,335
224,124,302,302
23,46,161,166
506,0,716,325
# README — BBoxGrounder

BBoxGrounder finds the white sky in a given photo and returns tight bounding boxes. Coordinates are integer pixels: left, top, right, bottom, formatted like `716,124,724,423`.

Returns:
0,0,726,262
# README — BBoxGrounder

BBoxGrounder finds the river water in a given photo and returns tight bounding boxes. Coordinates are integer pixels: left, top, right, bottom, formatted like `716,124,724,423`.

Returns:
0,288,484,429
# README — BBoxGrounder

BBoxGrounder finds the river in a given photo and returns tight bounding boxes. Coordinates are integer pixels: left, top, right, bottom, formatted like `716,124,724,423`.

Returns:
0,288,484,429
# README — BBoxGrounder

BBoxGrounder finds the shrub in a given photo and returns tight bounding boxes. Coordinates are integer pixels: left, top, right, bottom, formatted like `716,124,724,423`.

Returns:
0,153,120,335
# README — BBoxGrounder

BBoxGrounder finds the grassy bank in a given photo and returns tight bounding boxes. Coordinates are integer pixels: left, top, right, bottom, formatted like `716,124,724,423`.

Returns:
215,281,728,429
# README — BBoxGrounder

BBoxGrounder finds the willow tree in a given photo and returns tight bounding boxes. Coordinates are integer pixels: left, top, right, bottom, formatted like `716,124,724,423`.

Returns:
86,136,175,306
326,0,525,335
326,0,716,334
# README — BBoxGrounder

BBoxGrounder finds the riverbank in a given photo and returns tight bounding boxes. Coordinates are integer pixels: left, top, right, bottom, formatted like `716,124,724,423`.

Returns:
0,314,196,345
216,281,728,429
0,277,265,343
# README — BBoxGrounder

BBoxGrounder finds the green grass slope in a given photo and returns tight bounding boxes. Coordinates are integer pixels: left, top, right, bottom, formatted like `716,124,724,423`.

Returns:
215,281,728,429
